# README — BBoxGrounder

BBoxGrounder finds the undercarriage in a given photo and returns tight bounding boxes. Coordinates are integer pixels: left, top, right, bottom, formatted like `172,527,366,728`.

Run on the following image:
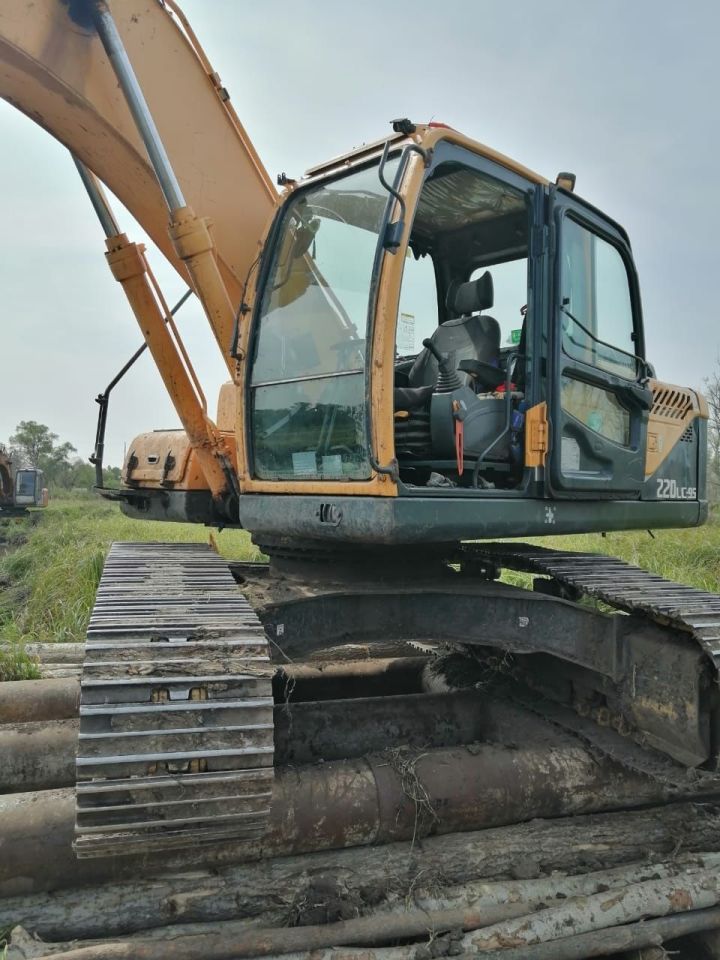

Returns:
2,540,719,958
73,539,720,856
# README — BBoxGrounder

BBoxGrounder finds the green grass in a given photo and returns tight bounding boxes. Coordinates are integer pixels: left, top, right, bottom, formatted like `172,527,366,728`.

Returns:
1,496,719,681
0,497,261,678
497,517,720,593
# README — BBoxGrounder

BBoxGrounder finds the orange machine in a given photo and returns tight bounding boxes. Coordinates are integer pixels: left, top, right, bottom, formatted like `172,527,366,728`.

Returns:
0,446,47,515
1,1,716,859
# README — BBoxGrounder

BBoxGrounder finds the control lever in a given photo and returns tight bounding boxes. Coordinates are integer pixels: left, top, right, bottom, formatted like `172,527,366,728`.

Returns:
422,338,444,363
422,338,462,392
423,338,466,474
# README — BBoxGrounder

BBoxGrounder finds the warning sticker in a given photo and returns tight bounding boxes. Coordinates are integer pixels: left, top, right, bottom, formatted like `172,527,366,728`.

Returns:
292,451,317,477
397,312,416,354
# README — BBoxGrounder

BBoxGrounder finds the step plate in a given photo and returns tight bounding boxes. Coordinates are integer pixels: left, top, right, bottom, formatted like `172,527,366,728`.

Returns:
74,542,274,859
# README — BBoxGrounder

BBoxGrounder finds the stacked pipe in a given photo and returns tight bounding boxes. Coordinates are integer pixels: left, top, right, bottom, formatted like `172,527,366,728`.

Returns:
3,649,720,959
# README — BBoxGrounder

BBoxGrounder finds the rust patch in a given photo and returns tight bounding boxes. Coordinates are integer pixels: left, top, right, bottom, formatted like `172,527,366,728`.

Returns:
667,888,693,910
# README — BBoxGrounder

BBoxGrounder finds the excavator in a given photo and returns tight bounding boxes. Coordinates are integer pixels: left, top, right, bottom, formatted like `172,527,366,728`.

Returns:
1,0,718,862
0,447,47,516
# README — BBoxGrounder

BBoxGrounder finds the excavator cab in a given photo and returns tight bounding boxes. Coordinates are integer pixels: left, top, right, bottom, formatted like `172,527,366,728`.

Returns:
239,129,707,546
0,453,47,516
13,468,47,509
0,0,700,545
248,146,530,491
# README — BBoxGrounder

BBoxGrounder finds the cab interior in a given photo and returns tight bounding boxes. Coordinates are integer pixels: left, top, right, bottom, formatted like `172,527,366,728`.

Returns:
393,160,532,491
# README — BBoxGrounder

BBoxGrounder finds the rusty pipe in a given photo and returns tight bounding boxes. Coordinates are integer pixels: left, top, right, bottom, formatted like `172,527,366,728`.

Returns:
0,678,79,724
0,691,485,793
0,740,678,898
0,658,428,724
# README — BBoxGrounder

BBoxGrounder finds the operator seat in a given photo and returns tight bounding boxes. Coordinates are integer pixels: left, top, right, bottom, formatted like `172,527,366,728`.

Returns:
407,272,501,390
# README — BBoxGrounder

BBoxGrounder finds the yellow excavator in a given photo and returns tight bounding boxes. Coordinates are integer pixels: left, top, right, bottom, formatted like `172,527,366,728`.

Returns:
1,0,717,858
0,447,47,516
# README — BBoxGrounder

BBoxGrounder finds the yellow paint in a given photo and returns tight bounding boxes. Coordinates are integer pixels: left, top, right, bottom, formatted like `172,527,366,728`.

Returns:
7,4,708,514
123,430,236,492
525,403,549,467
645,379,707,479
105,232,230,499
0,0,277,329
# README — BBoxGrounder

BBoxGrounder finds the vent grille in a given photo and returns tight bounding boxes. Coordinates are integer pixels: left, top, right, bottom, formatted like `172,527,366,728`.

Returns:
680,424,695,443
651,387,695,421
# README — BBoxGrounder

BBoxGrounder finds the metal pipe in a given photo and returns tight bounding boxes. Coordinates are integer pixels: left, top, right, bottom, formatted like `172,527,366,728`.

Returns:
73,157,120,237
0,741,686,897
91,2,185,212
90,3,237,374
0,720,78,794
0,679,80,724
90,287,193,487
0,691,488,793
0,659,427,723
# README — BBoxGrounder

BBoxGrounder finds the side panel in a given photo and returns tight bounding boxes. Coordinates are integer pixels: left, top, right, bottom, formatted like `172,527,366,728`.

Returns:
641,379,707,503
237,493,704,546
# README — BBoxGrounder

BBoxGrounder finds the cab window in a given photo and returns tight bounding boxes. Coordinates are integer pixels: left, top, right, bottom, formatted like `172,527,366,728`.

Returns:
396,251,437,357
470,258,527,349
560,217,637,379
251,160,397,481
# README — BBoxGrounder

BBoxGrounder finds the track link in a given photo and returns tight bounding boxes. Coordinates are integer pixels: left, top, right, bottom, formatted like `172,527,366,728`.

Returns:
74,542,274,858
461,542,720,777
472,542,720,673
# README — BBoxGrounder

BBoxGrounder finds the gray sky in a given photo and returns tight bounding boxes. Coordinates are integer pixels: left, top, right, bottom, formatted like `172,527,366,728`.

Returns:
1,0,718,466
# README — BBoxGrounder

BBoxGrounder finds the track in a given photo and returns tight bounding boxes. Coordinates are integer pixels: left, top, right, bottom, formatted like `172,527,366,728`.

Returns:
472,542,720,671
73,539,720,859
74,542,274,857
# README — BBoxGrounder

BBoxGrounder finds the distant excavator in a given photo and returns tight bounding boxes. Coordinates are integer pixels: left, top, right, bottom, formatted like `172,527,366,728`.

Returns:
1,0,717,860
0,447,47,516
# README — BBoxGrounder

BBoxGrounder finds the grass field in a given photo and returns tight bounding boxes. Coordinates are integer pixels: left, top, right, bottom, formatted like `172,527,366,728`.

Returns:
1,495,719,681
0,498,260,680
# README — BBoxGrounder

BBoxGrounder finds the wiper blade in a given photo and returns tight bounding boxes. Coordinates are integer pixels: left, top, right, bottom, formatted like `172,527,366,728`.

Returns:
560,302,649,378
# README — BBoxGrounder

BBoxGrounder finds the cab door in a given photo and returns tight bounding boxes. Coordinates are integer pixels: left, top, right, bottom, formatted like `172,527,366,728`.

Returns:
547,190,651,497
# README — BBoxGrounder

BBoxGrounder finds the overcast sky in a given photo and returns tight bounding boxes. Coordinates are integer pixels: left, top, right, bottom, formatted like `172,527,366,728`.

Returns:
1,0,718,466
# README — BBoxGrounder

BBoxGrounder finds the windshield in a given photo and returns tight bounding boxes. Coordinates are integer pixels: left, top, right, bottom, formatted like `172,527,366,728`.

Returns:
251,160,397,480
15,470,36,498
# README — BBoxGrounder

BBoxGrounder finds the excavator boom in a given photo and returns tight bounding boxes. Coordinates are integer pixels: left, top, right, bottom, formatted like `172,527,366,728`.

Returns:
0,0,277,328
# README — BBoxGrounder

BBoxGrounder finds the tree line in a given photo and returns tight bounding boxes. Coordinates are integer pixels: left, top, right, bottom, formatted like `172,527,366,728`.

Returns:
2,421,120,492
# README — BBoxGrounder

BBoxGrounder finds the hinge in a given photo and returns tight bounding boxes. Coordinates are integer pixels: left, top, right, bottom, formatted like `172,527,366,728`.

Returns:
209,71,230,102
525,402,548,468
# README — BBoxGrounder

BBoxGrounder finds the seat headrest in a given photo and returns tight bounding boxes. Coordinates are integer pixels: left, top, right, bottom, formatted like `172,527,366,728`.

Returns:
447,271,494,317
